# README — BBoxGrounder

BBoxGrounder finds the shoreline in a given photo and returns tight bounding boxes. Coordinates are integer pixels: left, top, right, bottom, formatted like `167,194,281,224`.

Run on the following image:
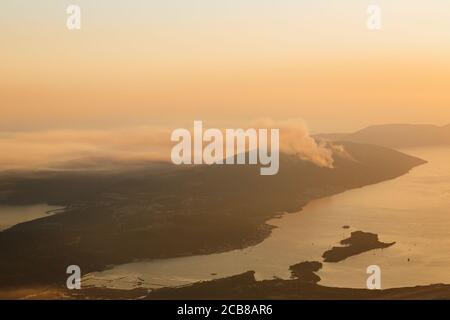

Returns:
81,165,425,292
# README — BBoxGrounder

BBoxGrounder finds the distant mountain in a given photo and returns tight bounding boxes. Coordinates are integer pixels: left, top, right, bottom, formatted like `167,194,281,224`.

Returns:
316,124,450,148
0,142,425,288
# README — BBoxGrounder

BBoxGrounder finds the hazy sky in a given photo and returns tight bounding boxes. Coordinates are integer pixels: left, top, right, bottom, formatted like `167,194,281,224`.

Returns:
1,0,450,132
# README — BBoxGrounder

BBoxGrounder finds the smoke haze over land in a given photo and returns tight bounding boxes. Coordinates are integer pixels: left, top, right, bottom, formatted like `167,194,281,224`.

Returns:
0,119,341,171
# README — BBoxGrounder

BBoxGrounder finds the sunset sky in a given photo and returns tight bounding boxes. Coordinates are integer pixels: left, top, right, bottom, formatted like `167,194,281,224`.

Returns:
1,0,450,133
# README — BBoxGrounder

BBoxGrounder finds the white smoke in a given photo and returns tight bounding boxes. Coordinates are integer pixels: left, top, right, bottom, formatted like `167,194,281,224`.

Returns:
252,118,340,168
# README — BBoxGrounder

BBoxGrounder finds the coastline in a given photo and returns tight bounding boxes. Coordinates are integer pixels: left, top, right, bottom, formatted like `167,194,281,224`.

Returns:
0,144,427,297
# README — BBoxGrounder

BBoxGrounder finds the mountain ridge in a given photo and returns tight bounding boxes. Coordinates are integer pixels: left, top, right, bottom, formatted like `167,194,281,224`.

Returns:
316,123,450,148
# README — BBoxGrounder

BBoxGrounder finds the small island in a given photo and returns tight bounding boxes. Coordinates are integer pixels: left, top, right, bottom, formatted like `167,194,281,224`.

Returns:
322,231,395,263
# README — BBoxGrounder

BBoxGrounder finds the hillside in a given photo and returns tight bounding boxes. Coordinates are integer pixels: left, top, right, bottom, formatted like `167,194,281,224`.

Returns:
317,124,450,148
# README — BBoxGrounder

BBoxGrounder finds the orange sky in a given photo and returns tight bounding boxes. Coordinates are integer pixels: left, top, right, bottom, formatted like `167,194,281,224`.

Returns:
1,0,450,132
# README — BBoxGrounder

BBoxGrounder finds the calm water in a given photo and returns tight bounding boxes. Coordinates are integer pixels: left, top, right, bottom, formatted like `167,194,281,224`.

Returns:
0,204,63,231
84,147,450,290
